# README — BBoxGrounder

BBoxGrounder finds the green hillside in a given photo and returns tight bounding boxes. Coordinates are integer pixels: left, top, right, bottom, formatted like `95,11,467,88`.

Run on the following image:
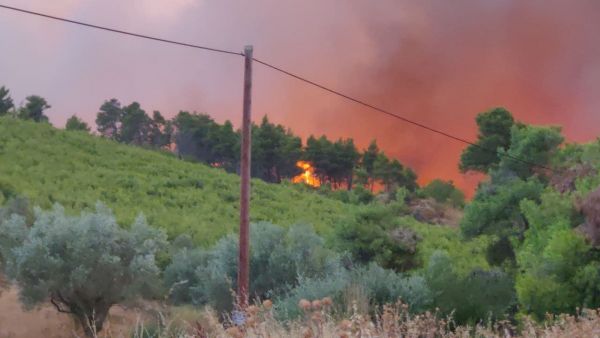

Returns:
0,118,352,244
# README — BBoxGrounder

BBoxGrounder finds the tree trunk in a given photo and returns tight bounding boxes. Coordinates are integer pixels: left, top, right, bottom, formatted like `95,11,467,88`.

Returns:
75,304,111,338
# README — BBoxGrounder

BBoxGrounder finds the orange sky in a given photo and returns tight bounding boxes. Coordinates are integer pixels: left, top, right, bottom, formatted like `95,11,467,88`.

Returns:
2,1,600,197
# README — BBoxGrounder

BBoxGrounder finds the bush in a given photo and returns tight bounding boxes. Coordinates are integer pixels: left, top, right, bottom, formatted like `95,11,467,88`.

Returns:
0,203,168,337
334,204,419,271
424,251,515,324
419,179,465,207
164,222,340,314
274,263,432,320
163,248,209,305
0,196,32,226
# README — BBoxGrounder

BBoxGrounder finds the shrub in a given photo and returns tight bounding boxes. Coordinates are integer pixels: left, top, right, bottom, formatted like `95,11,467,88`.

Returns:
164,222,340,314
419,179,465,207
163,248,209,305
0,203,168,337
424,251,515,324
274,263,432,320
334,204,419,271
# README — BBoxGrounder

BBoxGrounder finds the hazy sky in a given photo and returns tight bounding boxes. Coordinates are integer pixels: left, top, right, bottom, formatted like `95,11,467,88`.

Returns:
2,0,600,195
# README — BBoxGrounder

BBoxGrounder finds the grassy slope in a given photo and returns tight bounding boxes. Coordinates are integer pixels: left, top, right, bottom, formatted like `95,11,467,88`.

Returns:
0,118,352,245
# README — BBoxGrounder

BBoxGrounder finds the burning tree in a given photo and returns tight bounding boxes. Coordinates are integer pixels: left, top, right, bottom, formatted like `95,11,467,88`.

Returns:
292,160,321,187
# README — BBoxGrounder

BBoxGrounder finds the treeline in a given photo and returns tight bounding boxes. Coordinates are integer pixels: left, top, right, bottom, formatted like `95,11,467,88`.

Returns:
0,85,418,192
93,98,418,192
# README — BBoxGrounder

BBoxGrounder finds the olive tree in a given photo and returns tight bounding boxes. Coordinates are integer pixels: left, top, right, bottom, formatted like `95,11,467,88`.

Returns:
0,203,167,337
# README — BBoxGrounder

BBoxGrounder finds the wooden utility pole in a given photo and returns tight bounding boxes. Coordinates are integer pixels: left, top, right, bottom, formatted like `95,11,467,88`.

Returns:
238,45,253,307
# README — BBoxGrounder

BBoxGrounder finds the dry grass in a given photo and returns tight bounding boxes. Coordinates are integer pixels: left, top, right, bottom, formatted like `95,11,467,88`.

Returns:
125,299,600,338
2,291,600,337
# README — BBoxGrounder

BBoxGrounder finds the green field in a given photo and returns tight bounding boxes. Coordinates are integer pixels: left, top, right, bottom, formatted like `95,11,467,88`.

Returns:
0,118,352,244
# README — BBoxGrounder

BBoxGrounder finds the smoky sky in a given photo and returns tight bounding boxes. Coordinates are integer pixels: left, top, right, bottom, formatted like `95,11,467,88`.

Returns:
1,0,599,196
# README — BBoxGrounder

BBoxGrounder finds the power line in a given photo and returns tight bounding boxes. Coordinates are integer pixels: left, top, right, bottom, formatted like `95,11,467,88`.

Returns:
0,4,243,56
0,3,557,173
252,57,557,173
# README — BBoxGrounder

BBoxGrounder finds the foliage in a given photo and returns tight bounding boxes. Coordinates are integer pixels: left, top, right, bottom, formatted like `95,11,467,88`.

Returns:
164,222,340,313
462,175,544,239
119,102,152,145
96,98,122,139
163,247,209,305
400,216,491,275
424,251,515,324
252,116,303,183
65,115,90,132
317,184,375,205
516,190,600,319
333,204,420,271
304,135,360,189
419,179,465,207
0,86,14,116
0,118,352,244
461,174,545,265
10,88,418,190
0,204,168,337
18,95,50,122
96,99,171,148
579,186,600,246
274,263,433,320
460,107,515,173
173,111,238,171
354,140,418,193
361,140,380,187
498,125,563,179
0,196,32,225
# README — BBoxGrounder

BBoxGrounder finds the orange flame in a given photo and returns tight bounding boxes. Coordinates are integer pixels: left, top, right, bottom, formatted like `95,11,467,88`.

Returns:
292,161,321,187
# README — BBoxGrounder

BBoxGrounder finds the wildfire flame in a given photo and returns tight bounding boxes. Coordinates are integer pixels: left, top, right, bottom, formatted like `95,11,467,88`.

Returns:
292,161,321,187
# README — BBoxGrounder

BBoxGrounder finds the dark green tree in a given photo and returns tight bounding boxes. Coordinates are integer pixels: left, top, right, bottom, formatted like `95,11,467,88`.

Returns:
252,116,302,183
420,179,465,207
498,125,563,179
210,120,239,172
96,99,123,139
65,115,90,132
304,135,334,183
173,111,216,161
119,102,151,145
304,135,359,189
0,86,14,116
459,107,515,173
373,153,391,188
172,111,239,171
18,95,50,122
148,111,172,149
331,138,360,189
362,140,380,189
461,172,545,265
